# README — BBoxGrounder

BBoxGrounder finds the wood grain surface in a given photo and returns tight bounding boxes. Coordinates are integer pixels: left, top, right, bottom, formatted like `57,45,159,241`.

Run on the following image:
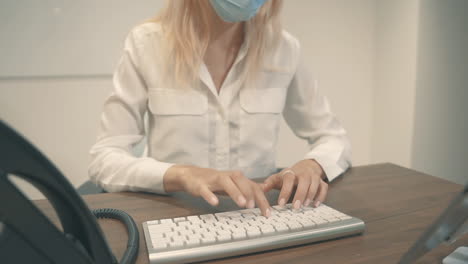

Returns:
33,163,467,264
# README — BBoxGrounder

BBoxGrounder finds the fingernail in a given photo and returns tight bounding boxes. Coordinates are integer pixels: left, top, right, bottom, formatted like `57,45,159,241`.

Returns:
238,196,246,206
314,200,321,207
247,200,255,209
304,199,311,207
293,200,302,209
211,196,219,206
279,198,286,206
265,208,271,218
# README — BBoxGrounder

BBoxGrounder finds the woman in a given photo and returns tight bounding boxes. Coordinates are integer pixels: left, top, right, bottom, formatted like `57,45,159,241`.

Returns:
89,0,351,217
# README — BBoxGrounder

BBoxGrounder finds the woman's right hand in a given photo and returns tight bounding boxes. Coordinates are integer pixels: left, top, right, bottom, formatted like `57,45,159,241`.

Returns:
164,165,271,217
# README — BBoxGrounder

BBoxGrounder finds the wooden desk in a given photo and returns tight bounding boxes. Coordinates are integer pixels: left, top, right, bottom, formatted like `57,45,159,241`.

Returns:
35,163,467,263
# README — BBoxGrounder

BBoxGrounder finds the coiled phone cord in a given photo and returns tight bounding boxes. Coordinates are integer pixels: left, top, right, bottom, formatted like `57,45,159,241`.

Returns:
92,208,139,264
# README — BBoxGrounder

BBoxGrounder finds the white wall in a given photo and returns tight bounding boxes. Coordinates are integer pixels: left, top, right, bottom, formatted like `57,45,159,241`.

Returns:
278,0,376,167
0,77,112,199
371,0,419,168
0,0,161,77
411,0,468,185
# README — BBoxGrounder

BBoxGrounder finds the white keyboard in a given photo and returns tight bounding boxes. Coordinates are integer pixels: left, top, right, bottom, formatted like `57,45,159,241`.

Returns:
142,203,365,263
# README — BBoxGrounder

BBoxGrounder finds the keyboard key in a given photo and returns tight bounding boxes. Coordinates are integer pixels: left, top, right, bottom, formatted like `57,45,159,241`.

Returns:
164,231,178,238
288,222,302,231
150,232,164,238
188,223,201,229
179,229,194,236
200,214,216,221
151,237,171,245
327,217,341,223
218,234,232,242
262,228,276,235
215,211,242,218
245,226,259,232
174,217,186,223
249,220,263,227
217,229,231,235
230,227,245,234
146,220,159,225
311,218,327,225
173,226,186,232
242,213,256,219
192,227,208,233
204,231,217,238
228,219,242,225
300,220,316,228
149,225,172,234
201,236,216,244
169,240,184,248
152,242,167,250
203,219,217,225
260,224,273,229
172,235,187,241
190,233,203,240
160,219,173,224
178,221,191,226
247,229,261,237
187,215,201,222
272,205,287,211
232,232,247,240
185,238,200,247
275,225,289,232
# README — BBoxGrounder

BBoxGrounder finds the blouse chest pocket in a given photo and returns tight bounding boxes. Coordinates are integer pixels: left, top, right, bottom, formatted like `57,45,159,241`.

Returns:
239,87,287,114
147,88,209,167
239,70,292,113
238,71,291,167
148,88,208,115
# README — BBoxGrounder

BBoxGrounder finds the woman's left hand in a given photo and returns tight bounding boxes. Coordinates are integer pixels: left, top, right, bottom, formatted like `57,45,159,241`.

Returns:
261,159,328,209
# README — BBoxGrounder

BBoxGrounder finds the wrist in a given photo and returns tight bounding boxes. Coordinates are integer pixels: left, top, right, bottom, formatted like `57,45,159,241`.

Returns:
163,165,191,192
303,159,326,180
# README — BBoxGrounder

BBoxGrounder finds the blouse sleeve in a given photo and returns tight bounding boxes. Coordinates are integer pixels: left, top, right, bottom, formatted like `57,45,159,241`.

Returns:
88,30,174,193
283,49,352,181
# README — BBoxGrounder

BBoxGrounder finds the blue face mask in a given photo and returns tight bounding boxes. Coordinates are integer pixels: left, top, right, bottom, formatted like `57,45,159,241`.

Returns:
209,0,268,23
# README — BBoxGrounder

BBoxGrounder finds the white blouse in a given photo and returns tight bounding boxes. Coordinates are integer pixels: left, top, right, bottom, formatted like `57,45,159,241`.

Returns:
88,23,351,194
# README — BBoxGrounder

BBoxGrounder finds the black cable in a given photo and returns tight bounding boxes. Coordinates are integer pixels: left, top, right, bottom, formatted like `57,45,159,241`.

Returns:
92,209,139,264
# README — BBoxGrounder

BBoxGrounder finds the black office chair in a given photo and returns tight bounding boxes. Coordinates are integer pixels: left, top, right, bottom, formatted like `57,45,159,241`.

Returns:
0,120,138,264
77,180,105,195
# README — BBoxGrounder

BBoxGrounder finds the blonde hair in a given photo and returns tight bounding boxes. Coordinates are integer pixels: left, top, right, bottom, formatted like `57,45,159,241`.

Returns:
149,0,283,88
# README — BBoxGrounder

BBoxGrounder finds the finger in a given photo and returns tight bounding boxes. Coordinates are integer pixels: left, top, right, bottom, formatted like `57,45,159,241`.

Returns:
313,180,329,207
221,176,247,208
262,173,281,192
277,171,296,206
253,185,271,217
304,175,320,207
230,172,256,209
199,186,219,206
258,182,268,193
292,174,311,209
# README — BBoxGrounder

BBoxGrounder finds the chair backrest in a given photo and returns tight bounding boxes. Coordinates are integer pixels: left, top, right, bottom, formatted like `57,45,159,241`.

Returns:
0,120,116,264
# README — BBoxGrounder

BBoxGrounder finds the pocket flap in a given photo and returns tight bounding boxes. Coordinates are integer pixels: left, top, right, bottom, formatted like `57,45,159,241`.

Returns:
240,88,287,114
148,88,208,115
